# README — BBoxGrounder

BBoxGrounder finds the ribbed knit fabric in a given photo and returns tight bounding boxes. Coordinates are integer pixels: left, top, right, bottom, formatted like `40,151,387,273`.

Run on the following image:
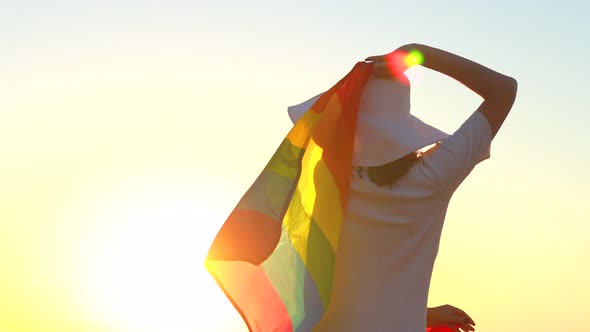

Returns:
312,111,492,332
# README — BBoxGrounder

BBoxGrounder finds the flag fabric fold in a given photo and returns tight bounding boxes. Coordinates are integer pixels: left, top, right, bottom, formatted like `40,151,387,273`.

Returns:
205,62,373,332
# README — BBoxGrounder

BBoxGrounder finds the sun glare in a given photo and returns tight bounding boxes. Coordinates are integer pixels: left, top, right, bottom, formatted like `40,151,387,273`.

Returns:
405,50,424,67
404,65,424,86
381,50,425,86
68,170,247,332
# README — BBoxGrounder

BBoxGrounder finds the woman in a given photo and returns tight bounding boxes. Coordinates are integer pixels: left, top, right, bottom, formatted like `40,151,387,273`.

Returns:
288,43,517,332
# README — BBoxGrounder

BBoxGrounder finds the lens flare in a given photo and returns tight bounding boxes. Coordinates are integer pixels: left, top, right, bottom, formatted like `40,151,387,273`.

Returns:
405,50,424,67
385,51,407,74
378,51,418,85
404,65,424,86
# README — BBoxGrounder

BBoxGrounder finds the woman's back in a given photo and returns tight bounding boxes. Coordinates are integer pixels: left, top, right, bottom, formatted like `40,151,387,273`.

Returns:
314,111,492,332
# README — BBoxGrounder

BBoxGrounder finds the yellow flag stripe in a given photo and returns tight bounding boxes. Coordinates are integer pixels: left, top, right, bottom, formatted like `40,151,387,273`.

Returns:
286,110,320,149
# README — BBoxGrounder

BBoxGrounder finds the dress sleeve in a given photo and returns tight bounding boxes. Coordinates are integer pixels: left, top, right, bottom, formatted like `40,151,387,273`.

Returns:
422,111,493,191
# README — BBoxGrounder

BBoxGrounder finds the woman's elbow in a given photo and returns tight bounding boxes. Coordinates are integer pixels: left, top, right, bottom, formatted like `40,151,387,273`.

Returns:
503,76,518,101
491,75,518,104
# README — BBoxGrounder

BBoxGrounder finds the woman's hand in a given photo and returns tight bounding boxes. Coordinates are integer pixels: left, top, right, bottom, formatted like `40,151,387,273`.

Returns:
365,44,421,80
427,304,476,332
369,43,518,137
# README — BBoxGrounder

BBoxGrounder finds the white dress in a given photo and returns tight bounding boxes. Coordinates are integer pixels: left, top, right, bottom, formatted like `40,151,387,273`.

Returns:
312,111,492,332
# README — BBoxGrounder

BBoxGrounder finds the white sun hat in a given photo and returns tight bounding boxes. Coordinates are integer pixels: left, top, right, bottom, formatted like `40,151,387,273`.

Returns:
287,74,449,167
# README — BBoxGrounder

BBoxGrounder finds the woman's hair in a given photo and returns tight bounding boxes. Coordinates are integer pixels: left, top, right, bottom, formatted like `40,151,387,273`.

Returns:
366,151,421,187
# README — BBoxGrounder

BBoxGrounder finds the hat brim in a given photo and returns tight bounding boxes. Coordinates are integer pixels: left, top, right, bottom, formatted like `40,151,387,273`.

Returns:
287,93,448,167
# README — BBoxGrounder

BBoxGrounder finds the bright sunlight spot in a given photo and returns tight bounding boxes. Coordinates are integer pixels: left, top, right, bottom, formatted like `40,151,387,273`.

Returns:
68,170,247,332
405,50,424,67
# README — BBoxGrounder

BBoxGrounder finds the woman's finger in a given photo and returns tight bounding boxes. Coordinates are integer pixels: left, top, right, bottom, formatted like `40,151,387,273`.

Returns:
452,308,475,326
448,315,475,332
459,323,475,332
462,313,475,326
365,55,386,62
448,316,466,326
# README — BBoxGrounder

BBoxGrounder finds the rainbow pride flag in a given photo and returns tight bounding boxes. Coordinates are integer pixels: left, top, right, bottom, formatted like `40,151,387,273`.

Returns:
204,62,372,332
